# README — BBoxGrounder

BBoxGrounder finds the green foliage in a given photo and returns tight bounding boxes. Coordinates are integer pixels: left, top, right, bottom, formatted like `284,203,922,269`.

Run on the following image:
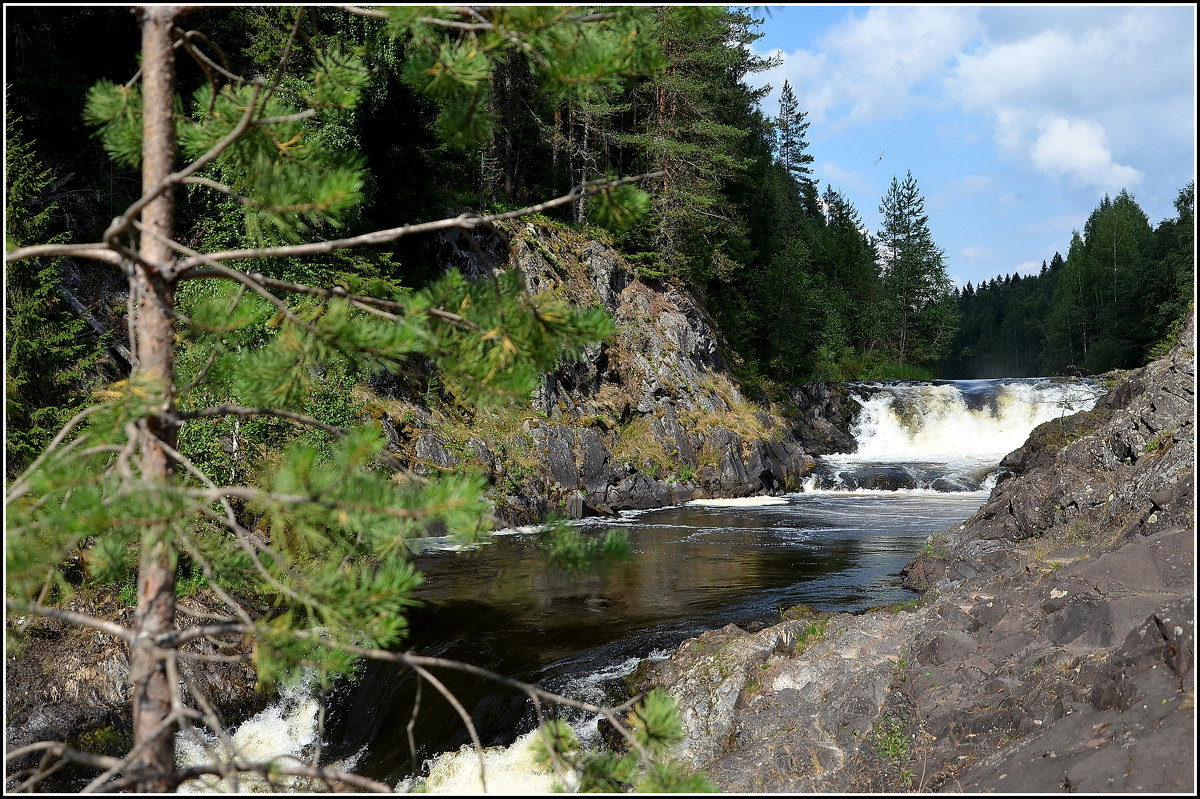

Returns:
921,533,947,559
4,114,107,475
6,375,181,601
82,80,145,169
530,689,717,792
876,171,957,368
871,715,914,789
791,620,828,655
7,11,671,791
414,269,615,408
394,6,663,150
537,521,630,572
176,75,367,244
586,182,652,232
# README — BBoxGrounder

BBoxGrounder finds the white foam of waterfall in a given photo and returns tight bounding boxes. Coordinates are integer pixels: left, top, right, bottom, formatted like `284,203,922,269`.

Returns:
408,648,673,793
687,496,790,507
408,729,575,794
176,674,363,794
849,380,1101,461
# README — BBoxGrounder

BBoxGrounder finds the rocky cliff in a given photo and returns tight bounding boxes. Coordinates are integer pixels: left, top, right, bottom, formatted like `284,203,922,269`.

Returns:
629,311,1195,792
366,219,830,524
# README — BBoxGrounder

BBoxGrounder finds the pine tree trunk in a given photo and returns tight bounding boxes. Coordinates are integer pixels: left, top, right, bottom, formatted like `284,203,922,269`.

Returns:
127,5,180,791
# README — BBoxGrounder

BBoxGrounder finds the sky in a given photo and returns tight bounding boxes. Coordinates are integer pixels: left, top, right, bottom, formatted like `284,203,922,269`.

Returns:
744,4,1196,288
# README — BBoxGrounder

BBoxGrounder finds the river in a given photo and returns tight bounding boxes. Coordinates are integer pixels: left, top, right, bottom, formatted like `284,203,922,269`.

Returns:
176,377,1102,792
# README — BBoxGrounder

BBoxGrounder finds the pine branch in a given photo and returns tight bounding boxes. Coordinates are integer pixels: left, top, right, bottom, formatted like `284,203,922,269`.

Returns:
336,5,387,19
157,622,252,648
156,438,308,606
4,741,124,774
101,82,264,259
174,658,244,793
135,223,322,338
177,263,484,332
405,659,490,792
289,632,653,763
4,242,121,265
168,761,394,793
174,171,663,271
174,27,242,87
186,487,432,521
6,405,105,504
3,600,135,642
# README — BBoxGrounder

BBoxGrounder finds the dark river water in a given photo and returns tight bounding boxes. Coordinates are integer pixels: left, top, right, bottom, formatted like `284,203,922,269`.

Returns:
324,489,991,786
174,378,1103,792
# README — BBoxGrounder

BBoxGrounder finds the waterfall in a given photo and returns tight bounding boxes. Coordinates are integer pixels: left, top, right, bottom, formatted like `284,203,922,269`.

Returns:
810,378,1102,492
176,674,364,794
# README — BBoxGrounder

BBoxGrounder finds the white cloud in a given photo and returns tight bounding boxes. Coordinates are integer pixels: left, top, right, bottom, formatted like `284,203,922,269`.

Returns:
1013,260,1043,276
755,6,981,127
1030,118,1142,190
825,6,981,124
947,7,1193,191
959,245,995,266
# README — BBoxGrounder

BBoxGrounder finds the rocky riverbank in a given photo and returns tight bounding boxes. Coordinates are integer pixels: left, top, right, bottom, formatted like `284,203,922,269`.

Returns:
629,311,1195,792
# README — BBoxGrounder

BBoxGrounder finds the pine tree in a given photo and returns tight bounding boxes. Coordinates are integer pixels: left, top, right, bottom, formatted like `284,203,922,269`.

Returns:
624,6,775,283
4,6,699,792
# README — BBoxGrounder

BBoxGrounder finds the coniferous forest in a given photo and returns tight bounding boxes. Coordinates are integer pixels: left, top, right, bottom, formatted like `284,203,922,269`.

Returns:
944,185,1194,378
7,6,1193,476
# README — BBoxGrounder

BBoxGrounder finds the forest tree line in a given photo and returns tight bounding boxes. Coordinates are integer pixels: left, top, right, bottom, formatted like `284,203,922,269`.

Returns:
944,184,1194,378
3,7,1194,789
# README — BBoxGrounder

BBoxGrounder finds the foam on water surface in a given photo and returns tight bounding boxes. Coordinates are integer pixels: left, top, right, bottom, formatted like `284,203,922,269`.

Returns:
414,729,573,794
176,675,362,793
687,496,790,507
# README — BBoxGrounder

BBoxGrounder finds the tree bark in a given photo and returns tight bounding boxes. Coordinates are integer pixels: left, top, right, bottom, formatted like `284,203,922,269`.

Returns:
127,5,180,792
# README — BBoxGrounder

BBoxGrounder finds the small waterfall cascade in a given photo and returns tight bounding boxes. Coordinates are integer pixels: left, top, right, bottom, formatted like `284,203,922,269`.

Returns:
809,378,1103,492
175,674,364,794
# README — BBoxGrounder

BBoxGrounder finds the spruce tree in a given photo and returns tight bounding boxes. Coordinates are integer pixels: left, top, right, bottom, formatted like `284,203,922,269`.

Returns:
4,6,702,792
775,80,819,219
4,115,111,473
876,171,957,367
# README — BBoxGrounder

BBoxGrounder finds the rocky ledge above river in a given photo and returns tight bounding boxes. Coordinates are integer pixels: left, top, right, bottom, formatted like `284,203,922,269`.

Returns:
364,220,862,525
629,311,1195,793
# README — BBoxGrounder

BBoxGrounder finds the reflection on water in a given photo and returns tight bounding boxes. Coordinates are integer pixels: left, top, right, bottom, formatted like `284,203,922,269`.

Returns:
324,490,989,785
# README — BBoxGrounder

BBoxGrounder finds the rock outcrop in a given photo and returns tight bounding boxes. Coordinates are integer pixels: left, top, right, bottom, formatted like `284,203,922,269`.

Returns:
369,220,832,524
632,311,1195,792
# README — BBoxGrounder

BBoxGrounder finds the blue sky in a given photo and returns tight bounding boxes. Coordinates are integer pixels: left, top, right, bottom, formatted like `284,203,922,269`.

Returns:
743,4,1196,288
